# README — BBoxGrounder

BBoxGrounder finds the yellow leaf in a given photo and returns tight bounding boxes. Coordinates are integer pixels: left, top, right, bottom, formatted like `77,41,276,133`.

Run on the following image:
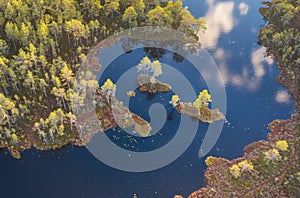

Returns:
101,78,115,91
275,140,289,151
229,164,241,178
238,160,254,172
170,95,180,107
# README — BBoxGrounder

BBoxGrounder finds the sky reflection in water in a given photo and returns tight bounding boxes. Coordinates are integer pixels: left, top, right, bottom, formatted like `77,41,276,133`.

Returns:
0,1,295,198
195,0,292,104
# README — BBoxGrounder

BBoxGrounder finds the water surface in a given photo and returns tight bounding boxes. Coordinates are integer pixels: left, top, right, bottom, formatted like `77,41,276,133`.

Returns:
0,1,295,198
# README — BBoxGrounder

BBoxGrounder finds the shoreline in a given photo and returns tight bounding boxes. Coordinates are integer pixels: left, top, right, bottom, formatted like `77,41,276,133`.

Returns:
187,1,299,197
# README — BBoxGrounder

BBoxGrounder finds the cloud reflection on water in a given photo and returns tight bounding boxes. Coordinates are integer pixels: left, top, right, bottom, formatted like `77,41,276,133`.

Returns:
197,0,235,49
198,1,275,91
215,47,274,90
251,47,273,78
238,2,249,16
275,90,291,104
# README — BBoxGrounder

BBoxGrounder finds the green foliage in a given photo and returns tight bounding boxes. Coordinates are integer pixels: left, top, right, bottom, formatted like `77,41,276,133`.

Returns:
179,7,206,35
65,19,86,46
37,22,49,42
229,160,254,179
105,0,120,18
101,78,116,102
122,6,138,28
0,0,206,158
10,133,19,144
259,0,299,99
147,5,172,27
80,0,102,19
238,160,254,173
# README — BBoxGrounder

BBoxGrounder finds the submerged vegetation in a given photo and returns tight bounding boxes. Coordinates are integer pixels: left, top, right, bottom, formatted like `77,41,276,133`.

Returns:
188,0,300,197
0,0,206,158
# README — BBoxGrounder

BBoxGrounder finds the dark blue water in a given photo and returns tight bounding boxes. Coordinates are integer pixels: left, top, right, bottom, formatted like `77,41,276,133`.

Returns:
0,1,295,198
99,48,209,153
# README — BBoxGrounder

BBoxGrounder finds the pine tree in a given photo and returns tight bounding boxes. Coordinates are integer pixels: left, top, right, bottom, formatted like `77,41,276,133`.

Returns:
122,6,138,29
65,19,85,46
147,6,172,27
105,0,120,18
37,21,49,42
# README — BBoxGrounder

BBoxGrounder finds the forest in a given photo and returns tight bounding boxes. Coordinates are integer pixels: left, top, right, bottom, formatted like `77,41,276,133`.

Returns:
0,0,206,158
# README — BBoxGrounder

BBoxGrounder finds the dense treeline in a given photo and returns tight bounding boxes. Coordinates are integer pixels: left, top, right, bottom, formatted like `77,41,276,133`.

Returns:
259,0,300,111
0,0,206,158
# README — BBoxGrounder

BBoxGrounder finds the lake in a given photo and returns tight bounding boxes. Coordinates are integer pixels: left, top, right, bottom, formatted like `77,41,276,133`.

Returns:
0,0,295,198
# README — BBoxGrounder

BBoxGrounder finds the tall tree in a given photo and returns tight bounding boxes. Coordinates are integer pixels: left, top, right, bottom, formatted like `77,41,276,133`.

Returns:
51,87,67,110
104,0,120,18
122,6,138,29
37,21,49,43
65,19,85,46
137,56,151,75
179,8,196,35
164,0,183,28
133,0,145,23
170,95,180,108
80,0,102,19
0,93,19,140
5,22,18,49
0,39,9,55
19,22,30,46
60,62,74,88
147,5,172,27
24,71,37,93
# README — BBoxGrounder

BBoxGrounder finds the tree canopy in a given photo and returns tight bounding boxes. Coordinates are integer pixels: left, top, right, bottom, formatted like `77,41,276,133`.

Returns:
0,0,206,158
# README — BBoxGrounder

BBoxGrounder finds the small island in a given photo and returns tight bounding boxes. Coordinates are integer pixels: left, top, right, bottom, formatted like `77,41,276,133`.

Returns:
169,90,225,123
136,56,172,94
138,74,172,94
